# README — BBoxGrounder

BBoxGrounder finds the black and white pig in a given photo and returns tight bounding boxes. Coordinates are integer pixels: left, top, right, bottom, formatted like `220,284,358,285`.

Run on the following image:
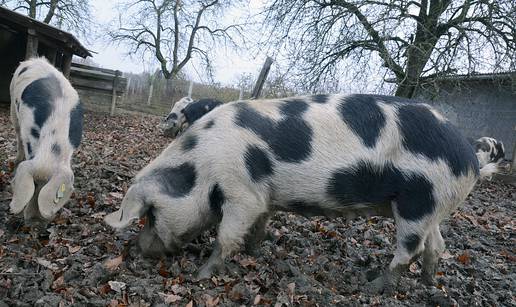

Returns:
105,94,488,293
9,58,83,223
473,137,505,174
161,97,223,137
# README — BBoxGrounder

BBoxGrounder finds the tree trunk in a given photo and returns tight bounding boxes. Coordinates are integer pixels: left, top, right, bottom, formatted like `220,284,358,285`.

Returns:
28,0,37,18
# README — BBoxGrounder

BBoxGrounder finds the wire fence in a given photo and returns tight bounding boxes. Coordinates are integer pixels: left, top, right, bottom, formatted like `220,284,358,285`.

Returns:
117,72,251,116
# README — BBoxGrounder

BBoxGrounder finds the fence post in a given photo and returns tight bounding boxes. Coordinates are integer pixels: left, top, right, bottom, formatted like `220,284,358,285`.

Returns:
251,56,273,99
110,70,121,116
188,81,194,98
239,87,244,100
147,78,154,106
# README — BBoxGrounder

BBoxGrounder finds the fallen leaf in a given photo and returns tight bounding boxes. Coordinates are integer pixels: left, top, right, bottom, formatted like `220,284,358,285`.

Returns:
158,260,169,278
254,294,262,305
108,281,126,293
457,252,471,265
239,257,257,268
52,275,64,290
161,293,182,303
99,284,112,295
36,258,59,271
68,246,81,254
104,255,124,270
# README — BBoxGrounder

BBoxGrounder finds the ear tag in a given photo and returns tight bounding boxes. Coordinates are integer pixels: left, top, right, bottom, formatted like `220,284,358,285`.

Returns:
54,184,66,204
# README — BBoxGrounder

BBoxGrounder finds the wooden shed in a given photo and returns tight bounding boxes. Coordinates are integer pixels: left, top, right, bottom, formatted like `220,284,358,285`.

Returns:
0,6,91,104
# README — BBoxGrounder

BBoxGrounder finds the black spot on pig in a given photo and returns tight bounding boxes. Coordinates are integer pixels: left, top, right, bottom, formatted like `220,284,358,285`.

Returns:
149,163,197,198
26,142,33,159
403,234,421,253
244,145,274,182
166,112,178,121
280,99,308,117
51,143,61,156
209,183,225,217
234,103,275,139
68,101,84,149
235,102,313,163
327,161,435,221
338,95,386,148
492,141,504,162
18,66,29,76
21,75,61,128
30,127,40,139
273,118,312,162
182,98,223,124
397,104,479,177
181,134,198,151
311,94,329,104
474,140,490,152
204,120,215,129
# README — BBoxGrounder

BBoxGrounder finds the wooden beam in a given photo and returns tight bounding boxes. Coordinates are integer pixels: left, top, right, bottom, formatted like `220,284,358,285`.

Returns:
25,28,38,59
110,70,121,116
251,56,273,99
62,52,72,78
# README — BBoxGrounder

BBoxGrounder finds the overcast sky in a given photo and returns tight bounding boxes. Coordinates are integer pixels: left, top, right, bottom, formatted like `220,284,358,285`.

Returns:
86,0,267,86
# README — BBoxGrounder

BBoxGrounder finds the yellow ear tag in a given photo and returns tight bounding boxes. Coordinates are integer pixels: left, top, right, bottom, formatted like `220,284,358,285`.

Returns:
54,184,66,204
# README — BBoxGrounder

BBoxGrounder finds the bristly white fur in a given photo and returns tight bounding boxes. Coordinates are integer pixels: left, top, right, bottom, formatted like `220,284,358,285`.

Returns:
105,94,480,290
10,57,80,221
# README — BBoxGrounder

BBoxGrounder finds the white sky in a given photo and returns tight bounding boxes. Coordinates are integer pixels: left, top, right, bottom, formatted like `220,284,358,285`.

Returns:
85,0,267,86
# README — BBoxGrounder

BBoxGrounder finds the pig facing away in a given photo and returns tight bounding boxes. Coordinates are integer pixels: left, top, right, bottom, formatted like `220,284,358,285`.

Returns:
161,97,223,137
473,137,505,176
9,58,83,223
106,94,483,293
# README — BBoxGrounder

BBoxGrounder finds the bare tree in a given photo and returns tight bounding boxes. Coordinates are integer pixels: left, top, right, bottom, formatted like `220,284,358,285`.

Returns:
1,0,92,37
109,0,244,80
261,0,516,98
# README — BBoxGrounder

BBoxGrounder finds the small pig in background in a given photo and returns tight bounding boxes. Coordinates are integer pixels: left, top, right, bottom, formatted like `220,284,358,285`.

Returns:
161,97,223,137
473,137,506,176
9,57,83,224
105,94,493,294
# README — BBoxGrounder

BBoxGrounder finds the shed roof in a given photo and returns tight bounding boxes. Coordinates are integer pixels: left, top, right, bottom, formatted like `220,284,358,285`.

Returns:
0,6,91,58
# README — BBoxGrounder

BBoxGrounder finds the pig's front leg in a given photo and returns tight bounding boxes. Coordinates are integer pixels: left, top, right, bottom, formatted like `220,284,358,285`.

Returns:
244,213,271,256
196,198,268,280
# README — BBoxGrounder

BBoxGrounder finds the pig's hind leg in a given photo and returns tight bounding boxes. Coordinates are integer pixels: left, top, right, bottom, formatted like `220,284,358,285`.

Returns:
421,224,445,286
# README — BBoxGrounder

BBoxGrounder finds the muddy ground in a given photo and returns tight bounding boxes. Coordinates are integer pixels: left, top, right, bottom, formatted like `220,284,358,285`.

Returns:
0,108,514,307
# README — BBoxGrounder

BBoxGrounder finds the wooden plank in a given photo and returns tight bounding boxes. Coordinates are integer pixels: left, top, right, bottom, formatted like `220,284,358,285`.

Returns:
25,28,38,59
110,71,120,116
62,52,72,78
251,56,273,99
71,62,118,75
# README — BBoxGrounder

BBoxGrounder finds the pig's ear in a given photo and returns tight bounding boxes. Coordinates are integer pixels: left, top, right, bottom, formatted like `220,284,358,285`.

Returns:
38,167,74,220
10,160,35,214
104,185,146,229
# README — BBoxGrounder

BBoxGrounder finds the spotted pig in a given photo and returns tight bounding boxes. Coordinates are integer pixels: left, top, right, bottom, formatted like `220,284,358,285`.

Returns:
473,137,505,175
105,94,488,293
161,97,223,137
9,57,83,224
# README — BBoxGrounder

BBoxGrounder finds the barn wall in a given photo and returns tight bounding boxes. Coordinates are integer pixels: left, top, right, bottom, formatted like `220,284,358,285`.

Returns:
0,30,25,104
417,79,516,157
